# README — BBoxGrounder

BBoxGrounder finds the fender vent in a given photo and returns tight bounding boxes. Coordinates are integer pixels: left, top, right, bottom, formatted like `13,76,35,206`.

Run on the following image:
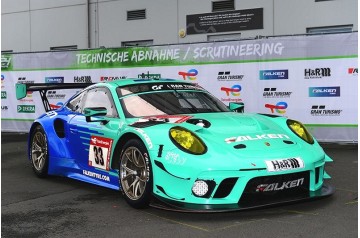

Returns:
283,140,294,144
54,119,65,138
234,144,246,149
186,118,211,128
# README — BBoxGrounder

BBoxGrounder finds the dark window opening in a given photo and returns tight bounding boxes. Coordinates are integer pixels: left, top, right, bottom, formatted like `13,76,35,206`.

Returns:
127,9,146,20
307,25,353,34
122,40,153,47
50,45,78,51
212,0,235,12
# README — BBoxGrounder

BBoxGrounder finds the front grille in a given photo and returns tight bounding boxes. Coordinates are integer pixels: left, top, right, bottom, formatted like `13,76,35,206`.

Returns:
239,171,310,206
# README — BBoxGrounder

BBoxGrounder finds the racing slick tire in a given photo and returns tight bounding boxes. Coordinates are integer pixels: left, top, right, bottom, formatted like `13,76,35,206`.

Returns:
29,125,49,178
119,139,153,209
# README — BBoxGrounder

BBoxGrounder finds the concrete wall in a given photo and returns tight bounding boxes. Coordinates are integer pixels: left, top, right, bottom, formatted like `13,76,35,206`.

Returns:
1,0,358,52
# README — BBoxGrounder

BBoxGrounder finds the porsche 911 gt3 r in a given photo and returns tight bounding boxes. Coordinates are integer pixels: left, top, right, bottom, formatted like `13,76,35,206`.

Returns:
16,79,334,211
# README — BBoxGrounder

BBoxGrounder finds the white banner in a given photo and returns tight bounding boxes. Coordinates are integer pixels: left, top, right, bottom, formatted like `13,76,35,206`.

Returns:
1,33,358,142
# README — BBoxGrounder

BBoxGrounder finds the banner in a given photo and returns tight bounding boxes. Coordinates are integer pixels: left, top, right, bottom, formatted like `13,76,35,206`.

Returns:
1,33,358,142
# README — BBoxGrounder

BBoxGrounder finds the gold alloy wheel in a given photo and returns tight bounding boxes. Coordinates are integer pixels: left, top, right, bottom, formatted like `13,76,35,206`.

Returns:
120,146,148,201
31,131,48,171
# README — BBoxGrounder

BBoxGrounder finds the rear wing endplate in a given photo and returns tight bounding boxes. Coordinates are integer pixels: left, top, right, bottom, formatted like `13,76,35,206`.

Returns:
16,83,94,112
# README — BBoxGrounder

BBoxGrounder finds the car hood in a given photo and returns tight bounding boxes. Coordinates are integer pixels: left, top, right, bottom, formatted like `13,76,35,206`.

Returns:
129,112,303,153
183,112,301,152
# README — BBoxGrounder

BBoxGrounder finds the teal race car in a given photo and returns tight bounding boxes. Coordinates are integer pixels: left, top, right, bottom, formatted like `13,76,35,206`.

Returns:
16,78,334,212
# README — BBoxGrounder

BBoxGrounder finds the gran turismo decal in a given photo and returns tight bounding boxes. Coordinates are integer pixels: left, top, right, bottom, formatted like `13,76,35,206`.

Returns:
225,134,290,143
311,105,342,116
217,71,244,81
18,77,35,84
119,83,203,96
83,170,110,182
151,85,163,90
255,178,304,192
263,88,292,98
47,91,66,99
265,157,304,172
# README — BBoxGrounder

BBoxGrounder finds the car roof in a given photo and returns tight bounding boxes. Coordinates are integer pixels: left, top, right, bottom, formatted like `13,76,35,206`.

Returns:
104,78,192,88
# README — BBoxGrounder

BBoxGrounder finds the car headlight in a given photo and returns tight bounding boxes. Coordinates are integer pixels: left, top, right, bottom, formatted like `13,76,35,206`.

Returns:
169,127,207,155
287,119,314,144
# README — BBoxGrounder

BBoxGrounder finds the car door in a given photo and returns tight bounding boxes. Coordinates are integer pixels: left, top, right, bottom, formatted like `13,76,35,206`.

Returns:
67,86,121,175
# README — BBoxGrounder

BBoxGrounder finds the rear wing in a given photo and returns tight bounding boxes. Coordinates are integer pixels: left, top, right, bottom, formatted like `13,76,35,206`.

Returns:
16,83,94,112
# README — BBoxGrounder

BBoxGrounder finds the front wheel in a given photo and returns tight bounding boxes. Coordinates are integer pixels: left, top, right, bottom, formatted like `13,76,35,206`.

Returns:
119,139,153,209
29,125,49,177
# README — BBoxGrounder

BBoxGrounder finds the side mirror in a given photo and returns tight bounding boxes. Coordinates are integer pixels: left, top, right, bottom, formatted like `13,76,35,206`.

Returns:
84,107,108,123
229,102,244,113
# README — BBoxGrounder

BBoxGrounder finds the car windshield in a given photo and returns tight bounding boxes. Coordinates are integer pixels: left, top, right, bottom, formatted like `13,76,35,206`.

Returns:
117,83,229,118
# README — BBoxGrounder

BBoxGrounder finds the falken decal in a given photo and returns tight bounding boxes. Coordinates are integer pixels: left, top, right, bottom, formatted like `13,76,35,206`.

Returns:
265,157,304,172
88,135,113,171
134,128,153,149
256,178,304,192
225,134,290,143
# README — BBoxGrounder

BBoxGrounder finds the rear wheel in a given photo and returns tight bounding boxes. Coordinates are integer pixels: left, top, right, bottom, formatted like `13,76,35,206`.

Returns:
119,139,152,209
30,125,49,177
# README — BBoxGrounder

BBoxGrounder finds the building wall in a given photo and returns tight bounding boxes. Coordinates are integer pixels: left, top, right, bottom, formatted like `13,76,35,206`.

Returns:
1,0,358,52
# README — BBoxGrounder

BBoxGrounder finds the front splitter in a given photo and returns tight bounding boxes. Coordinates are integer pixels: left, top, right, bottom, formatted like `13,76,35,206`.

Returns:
149,183,335,213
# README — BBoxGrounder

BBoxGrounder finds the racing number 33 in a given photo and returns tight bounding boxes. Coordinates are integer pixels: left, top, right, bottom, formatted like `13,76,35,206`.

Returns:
93,146,104,165
88,135,113,171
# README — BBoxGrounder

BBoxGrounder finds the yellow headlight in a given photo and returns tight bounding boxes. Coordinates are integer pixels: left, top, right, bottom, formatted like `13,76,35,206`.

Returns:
287,119,314,144
169,127,207,154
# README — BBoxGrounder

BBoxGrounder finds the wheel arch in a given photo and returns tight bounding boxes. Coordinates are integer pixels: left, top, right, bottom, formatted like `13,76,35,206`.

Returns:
28,118,72,162
28,122,43,157
111,132,145,170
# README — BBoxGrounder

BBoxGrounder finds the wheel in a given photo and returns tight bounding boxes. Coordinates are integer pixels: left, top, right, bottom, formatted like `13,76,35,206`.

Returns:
29,125,49,177
119,139,153,209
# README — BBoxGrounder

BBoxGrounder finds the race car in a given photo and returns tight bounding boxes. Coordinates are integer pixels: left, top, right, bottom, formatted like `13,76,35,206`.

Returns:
16,78,334,212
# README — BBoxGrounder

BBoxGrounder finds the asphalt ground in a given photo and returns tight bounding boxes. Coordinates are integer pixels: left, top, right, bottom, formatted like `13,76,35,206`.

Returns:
1,133,358,238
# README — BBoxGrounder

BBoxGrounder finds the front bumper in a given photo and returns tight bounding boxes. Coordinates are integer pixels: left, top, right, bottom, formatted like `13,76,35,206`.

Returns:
150,183,335,213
